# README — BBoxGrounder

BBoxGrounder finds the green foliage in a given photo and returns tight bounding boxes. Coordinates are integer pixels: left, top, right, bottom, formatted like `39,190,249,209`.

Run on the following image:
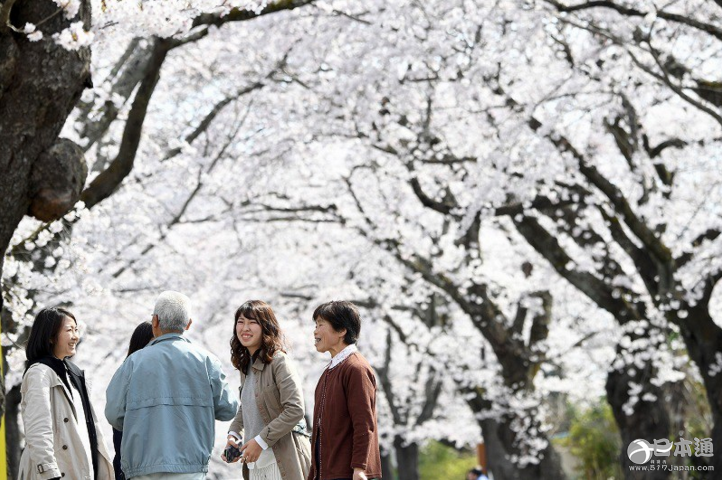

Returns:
562,400,623,480
419,441,478,480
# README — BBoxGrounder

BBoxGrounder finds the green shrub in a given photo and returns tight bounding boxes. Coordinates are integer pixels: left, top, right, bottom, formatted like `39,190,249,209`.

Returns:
563,400,623,480
419,440,478,480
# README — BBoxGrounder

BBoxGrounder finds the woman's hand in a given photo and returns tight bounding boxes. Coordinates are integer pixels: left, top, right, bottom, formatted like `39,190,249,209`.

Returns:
238,438,263,463
353,468,368,480
222,436,241,463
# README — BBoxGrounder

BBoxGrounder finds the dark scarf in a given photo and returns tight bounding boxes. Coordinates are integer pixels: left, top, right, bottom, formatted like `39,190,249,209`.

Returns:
28,356,99,479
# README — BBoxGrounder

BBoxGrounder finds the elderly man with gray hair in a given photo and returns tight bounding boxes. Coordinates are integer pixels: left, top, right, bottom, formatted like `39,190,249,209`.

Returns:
106,291,238,479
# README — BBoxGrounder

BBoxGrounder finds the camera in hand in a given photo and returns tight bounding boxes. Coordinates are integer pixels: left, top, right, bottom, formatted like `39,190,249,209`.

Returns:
224,443,243,463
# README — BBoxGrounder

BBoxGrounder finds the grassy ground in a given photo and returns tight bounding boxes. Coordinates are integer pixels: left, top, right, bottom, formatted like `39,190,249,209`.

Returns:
419,441,479,480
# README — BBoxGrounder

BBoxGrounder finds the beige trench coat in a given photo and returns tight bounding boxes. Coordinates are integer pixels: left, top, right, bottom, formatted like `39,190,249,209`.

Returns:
229,352,311,480
18,363,114,480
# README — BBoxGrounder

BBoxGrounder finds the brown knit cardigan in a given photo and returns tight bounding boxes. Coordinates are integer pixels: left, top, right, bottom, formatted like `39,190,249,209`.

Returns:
308,352,382,480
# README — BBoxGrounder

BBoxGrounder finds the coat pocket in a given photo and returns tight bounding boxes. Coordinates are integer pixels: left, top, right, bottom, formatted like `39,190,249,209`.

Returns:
263,385,282,412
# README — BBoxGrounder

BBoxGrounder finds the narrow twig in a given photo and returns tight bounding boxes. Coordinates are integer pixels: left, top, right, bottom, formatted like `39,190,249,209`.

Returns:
0,0,18,33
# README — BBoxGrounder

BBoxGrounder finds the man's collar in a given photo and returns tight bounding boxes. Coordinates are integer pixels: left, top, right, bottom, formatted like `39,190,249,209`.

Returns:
150,332,188,345
328,344,357,370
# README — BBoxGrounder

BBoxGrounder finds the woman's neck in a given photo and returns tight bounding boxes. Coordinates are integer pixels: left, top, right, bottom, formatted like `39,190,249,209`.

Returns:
329,343,350,358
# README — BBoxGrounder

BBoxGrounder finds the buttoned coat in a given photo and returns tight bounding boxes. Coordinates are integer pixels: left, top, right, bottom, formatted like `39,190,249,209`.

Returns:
18,363,114,480
307,352,382,480
228,352,311,480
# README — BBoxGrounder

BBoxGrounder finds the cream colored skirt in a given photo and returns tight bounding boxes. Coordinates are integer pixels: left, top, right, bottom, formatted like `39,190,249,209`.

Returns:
249,461,283,480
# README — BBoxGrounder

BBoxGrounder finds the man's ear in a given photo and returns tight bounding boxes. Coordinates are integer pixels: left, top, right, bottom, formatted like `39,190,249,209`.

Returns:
152,314,159,328
337,328,347,340
185,318,193,331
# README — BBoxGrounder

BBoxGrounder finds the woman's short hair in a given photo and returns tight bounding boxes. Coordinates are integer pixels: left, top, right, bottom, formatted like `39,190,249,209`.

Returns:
25,307,77,365
312,301,361,345
127,321,154,358
230,300,285,373
153,291,192,332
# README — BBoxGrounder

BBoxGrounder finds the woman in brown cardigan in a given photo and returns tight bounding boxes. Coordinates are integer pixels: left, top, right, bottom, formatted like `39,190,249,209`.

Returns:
224,300,312,480
309,301,382,480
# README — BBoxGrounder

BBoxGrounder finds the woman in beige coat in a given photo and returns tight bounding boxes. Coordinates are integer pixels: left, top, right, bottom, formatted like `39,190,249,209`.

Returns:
18,307,114,480
223,300,311,480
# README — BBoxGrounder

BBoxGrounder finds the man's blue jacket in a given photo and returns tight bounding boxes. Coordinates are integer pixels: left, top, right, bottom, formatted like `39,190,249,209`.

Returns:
105,333,238,478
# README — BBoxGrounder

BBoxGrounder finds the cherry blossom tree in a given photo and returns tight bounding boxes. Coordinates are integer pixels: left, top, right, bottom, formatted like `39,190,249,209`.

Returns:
231,147,572,478
505,1,722,474
4,1,720,479
1,0,317,474
265,0,719,476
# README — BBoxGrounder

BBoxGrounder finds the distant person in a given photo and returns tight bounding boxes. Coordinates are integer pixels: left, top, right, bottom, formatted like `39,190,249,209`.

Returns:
222,300,311,479
308,301,381,480
18,307,114,479
105,291,238,479
112,321,154,480
467,467,489,480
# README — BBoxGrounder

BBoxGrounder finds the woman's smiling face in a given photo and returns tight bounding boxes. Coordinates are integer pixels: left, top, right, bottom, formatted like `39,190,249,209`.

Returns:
313,316,346,356
53,316,79,359
236,315,263,353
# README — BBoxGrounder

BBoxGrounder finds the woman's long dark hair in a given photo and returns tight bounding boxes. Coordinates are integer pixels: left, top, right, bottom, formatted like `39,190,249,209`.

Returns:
26,307,77,366
230,300,285,373
127,321,154,358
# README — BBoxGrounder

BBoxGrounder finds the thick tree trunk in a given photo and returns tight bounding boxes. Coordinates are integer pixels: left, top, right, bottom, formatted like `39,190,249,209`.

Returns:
480,418,519,480
512,216,675,476
467,392,566,480
5,384,22,478
393,437,419,480
381,452,395,480
479,416,565,480
0,0,92,450
451,292,566,480
606,360,671,480
0,0,91,252
678,305,722,473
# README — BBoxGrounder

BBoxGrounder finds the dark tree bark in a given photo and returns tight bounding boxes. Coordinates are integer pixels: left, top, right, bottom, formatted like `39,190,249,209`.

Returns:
393,438,419,480
677,302,722,473
606,357,670,480
466,389,565,480
532,5,722,474
479,418,519,480
5,384,21,478
0,0,92,245
378,261,566,479
0,0,92,422
380,452,395,480
513,214,673,480
3,318,31,478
